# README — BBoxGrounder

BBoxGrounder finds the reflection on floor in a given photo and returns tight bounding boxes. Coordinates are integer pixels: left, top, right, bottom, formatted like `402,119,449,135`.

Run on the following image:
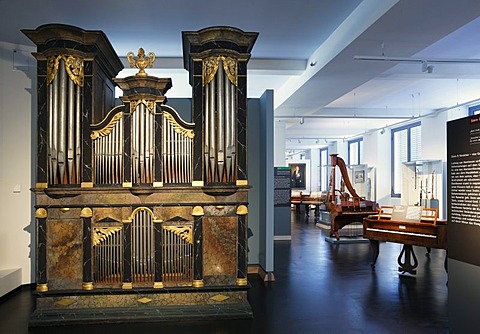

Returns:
0,211,448,334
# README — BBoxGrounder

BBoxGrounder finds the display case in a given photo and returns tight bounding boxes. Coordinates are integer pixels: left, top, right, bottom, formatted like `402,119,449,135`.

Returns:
347,164,376,202
402,160,444,218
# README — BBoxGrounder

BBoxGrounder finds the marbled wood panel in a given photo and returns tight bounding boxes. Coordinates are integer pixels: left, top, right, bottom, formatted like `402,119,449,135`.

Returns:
92,207,123,222
47,220,83,290
203,217,236,278
157,206,193,222
36,290,248,309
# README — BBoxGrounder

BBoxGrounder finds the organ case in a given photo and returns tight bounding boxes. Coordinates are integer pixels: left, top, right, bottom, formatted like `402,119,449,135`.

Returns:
26,24,257,325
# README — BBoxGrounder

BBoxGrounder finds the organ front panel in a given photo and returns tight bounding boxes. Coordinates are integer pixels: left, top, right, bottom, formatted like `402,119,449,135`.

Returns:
26,24,257,325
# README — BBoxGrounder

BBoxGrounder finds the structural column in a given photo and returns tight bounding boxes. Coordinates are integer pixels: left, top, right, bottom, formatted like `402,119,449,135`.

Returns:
35,208,48,292
153,219,163,288
236,205,248,286
81,207,94,290
192,206,204,287
122,219,132,289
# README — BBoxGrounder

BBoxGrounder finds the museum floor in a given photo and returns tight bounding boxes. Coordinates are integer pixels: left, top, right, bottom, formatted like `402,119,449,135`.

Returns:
0,211,448,334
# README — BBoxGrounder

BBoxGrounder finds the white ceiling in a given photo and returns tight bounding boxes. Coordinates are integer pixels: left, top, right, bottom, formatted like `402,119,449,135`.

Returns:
3,0,480,149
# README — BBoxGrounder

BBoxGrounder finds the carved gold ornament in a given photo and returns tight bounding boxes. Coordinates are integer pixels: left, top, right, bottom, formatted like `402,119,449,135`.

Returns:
130,99,156,115
163,112,195,139
90,112,123,140
163,225,193,244
192,206,204,217
35,208,48,219
47,55,84,87
202,56,237,87
127,48,155,76
80,207,93,218
236,205,248,216
93,226,122,246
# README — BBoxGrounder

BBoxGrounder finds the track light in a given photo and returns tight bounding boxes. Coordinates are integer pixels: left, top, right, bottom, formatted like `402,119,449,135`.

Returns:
422,61,434,73
299,117,304,125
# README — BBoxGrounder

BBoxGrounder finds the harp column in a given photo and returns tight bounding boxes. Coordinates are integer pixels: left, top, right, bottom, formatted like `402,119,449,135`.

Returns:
182,27,258,186
114,75,172,187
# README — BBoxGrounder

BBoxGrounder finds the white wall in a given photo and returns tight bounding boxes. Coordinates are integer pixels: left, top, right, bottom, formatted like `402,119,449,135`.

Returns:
0,42,36,284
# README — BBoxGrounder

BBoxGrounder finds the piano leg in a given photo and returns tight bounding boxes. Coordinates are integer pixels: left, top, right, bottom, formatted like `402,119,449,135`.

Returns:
369,240,379,268
397,245,418,275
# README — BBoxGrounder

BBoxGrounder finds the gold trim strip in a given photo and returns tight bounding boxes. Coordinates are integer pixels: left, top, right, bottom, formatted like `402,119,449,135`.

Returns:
91,112,123,140
236,205,248,216
82,282,94,291
36,284,48,292
35,208,47,219
236,180,248,186
192,206,204,217
192,279,204,288
153,182,163,187
36,182,48,189
236,278,248,286
80,207,93,218
81,182,94,188
123,182,132,188
153,282,164,289
192,181,204,187
122,282,133,289
163,112,194,139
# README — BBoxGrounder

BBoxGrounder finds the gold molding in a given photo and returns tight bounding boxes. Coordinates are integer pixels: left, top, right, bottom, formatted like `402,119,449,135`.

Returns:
35,208,47,219
36,182,48,189
163,112,195,139
236,205,248,216
192,206,204,217
47,55,84,87
122,282,133,290
80,207,93,218
59,208,70,213
153,282,164,289
192,181,204,187
192,279,204,288
128,207,157,221
153,181,163,187
236,277,248,286
81,182,94,188
82,282,94,291
123,182,133,188
164,225,193,244
126,48,155,77
91,112,123,140
236,180,248,186
36,283,48,292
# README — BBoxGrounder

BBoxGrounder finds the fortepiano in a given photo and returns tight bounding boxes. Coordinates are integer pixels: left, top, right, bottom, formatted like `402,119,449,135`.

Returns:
326,154,377,239
363,206,447,275
291,192,326,216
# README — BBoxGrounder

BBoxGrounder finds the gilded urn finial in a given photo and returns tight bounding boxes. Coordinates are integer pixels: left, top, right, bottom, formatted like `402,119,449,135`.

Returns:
127,48,156,76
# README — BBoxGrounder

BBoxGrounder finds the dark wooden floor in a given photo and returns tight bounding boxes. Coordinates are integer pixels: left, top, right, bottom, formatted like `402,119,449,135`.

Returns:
0,211,448,333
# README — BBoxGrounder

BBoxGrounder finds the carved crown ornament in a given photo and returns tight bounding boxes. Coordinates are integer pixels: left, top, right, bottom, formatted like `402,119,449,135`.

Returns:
127,48,156,76
47,55,84,87
202,55,237,87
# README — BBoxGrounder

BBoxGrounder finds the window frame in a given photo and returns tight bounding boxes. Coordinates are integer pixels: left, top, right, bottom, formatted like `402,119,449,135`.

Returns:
348,137,363,165
390,121,421,198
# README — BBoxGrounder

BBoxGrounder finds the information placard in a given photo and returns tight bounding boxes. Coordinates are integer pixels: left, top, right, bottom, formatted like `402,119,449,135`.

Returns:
448,114,480,266
274,167,291,207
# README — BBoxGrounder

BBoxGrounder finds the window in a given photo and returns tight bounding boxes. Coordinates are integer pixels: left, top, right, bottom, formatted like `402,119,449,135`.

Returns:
348,138,363,165
391,122,421,197
319,147,329,191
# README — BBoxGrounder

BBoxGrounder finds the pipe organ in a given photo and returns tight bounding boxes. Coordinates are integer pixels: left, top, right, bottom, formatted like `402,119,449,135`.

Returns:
27,24,257,325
